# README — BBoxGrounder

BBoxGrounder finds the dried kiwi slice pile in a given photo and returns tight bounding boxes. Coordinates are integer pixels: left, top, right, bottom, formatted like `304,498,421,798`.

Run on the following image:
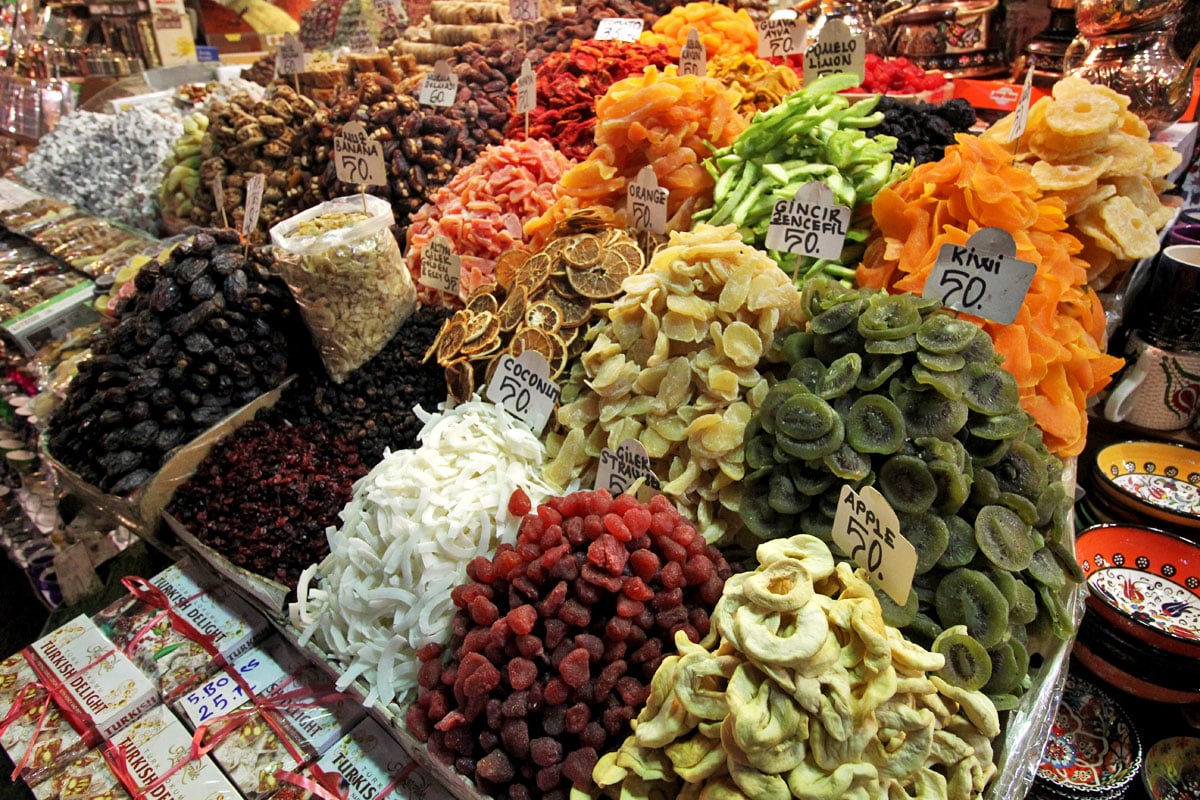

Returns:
738,279,1082,705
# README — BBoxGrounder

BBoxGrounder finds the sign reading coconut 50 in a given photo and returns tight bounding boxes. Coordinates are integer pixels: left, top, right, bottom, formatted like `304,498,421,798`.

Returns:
802,19,865,85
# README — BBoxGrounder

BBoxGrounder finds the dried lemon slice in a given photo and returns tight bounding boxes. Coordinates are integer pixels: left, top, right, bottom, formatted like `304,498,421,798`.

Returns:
609,240,645,272
466,285,499,314
551,290,592,329
444,358,474,403
511,326,555,362
563,234,602,268
462,311,492,344
437,315,469,364
461,312,499,351
497,285,528,332
526,299,564,333
568,266,622,299
494,250,528,290
515,253,552,293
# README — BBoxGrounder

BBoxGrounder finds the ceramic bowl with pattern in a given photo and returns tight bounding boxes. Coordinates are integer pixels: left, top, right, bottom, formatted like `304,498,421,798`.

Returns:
1075,523,1200,660
1073,638,1200,704
1076,606,1200,700
1142,737,1200,800
1092,441,1200,530
1035,672,1142,798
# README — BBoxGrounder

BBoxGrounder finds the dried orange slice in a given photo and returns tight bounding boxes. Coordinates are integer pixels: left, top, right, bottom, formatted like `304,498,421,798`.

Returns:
510,326,556,363
494,251,529,290
445,358,474,404
563,234,601,268
424,321,450,364
609,240,645,272
437,316,468,365
567,266,622,299
497,285,528,332
525,299,564,333
463,310,497,344
558,209,606,236
466,285,499,314
514,253,552,293
551,290,592,329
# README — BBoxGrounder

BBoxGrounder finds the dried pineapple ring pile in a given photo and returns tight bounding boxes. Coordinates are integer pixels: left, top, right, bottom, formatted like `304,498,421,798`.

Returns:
594,535,1000,800
545,223,806,542
983,75,1181,290
427,212,647,400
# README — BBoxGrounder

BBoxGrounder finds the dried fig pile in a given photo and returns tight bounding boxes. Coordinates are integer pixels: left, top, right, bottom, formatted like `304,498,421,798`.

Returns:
46,230,301,494
189,86,317,242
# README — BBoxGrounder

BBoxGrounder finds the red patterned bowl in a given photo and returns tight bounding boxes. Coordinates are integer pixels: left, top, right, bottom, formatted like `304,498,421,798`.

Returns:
1075,523,1200,660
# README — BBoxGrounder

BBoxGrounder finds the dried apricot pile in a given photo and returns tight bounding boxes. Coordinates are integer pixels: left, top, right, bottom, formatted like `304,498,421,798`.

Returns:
427,213,647,400
546,224,806,543
858,133,1123,457
594,535,1001,800
983,76,1180,290
740,279,1083,704
407,489,732,799
639,2,759,59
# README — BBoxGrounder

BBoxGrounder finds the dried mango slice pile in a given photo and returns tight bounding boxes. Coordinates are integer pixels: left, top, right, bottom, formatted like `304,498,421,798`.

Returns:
858,134,1123,457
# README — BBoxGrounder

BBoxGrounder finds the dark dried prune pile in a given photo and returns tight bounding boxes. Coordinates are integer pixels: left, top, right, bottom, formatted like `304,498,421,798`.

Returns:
167,420,367,587
263,306,450,465
867,97,976,166
46,229,301,494
408,489,731,800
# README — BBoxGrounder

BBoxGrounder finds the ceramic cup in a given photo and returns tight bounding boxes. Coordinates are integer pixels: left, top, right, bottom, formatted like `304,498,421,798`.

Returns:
1167,223,1200,246
1131,244,1200,351
1104,330,1200,430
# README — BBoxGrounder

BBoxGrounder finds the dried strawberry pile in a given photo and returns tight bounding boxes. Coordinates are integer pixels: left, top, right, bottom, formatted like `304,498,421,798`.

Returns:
408,489,731,800
506,40,674,161
850,54,948,95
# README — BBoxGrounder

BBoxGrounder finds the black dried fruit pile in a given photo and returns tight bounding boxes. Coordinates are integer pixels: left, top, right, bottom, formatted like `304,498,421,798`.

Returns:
262,306,451,465
167,420,367,587
867,97,976,166
46,230,301,494
408,489,731,800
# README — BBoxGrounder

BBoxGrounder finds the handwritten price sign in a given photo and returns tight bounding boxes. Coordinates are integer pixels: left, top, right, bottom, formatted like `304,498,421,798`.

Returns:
595,439,661,496
627,166,667,234
831,485,916,605
679,27,706,76
180,657,263,727
757,13,805,58
594,17,644,41
925,227,1036,324
419,235,461,295
333,121,387,187
764,181,850,260
419,60,459,107
509,0,538,22
485,350,561,434
275,32,304,75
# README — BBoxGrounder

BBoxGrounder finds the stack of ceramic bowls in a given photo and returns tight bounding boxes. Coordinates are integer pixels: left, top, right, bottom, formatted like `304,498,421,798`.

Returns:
1030,673,1142,800
1081,441,1200,531
1073,520,1200,703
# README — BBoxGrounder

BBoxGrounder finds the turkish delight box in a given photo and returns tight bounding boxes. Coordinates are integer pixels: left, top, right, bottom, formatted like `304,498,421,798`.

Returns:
172,636,308,730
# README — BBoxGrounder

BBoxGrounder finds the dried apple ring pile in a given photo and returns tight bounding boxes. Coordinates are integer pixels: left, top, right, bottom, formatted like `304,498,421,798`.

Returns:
545,223,806,542
593,535,1001,800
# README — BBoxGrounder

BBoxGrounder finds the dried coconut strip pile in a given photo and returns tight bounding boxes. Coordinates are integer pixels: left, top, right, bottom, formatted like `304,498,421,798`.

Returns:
292,399,562,707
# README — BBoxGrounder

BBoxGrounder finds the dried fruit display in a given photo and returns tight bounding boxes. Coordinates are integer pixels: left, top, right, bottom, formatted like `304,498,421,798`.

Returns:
868,96,976,166
293,400,563,707
594,535,1000,800
407,489,732,799
159,111,208,222
287,74,475,231
705,53,801,118
695,72,906,286
46,230,301,494
15,108,179,233
419,45,518,154
850,54,949,95
190,86,318,242
28,215,143,271
168,421,367,587
405,138,574,305
983,75,1181,290
299,0,407,50
266,306,450,465
429,215,648,401
525,0,672,64
504,40,675,161
526,66,747,246
545,224,806,543
740,278,1083,704
639,1,758,59
858,134,1124,456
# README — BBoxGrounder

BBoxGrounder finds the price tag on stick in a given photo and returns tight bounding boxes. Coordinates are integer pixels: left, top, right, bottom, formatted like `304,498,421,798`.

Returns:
1008,63,1036,144
595,439,661,496
212,174,228,229
764,181,851,261
333,120,387,187
419,60,459,107
348,20,376,53
924,227,1036,324
419,235,461,296
832,485,916,606
594,17,644,41
242,173,265,239
627,166,668,234
516,58,536,116
679,27,706,76
275,32,304,76
803,18,864,84
757,13,805,58
486,349,561,435
509,0,538,22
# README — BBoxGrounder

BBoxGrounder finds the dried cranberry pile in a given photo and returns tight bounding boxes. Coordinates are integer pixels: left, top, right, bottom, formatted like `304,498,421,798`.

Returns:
167,421,367,587
408,489,731,800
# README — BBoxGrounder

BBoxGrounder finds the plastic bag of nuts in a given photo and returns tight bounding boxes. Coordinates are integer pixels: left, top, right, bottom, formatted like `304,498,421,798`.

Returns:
270,194,417,382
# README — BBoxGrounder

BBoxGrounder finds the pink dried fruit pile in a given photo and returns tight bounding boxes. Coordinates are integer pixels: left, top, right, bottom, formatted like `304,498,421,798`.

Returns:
407,489,732,800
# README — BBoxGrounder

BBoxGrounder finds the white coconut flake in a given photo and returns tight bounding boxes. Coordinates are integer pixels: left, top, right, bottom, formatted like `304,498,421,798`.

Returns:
291,398,563,708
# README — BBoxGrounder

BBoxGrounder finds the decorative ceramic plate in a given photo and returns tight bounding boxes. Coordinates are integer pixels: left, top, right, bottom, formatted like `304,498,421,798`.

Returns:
1076,524,1200,646
1037,673,1142,794
1093,441,1200,529
1142,737,1200,800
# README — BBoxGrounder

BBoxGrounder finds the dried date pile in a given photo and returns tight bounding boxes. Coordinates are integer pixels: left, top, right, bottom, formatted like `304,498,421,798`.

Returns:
46,230,301,494
264,306,451,464
168,420,367,587
288,74,476,230
408,489,731,800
